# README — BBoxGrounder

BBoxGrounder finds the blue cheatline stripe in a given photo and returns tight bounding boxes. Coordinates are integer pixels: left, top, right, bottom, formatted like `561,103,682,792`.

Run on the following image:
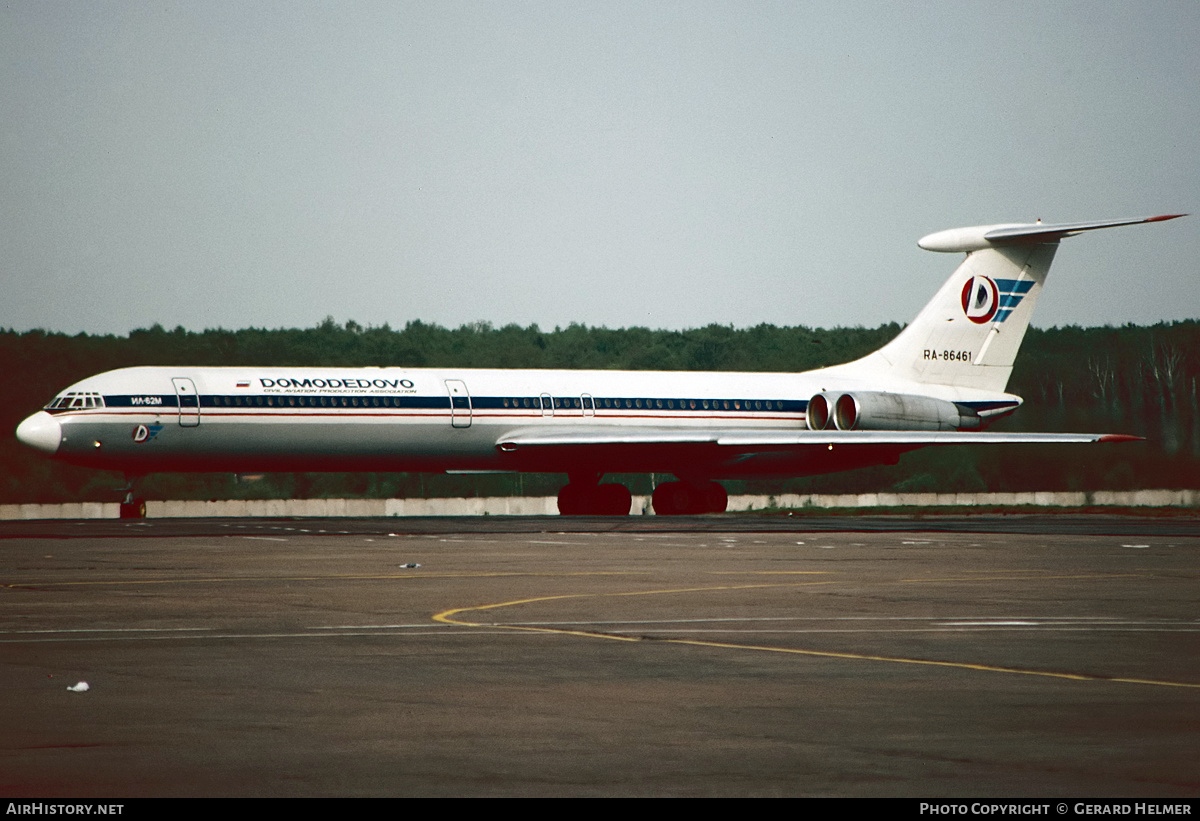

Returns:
94,394,809,414
958,400,1020,412
102,394,179,408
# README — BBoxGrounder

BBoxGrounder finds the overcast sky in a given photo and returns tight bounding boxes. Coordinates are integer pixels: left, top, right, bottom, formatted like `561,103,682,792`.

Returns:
3,1,1197,338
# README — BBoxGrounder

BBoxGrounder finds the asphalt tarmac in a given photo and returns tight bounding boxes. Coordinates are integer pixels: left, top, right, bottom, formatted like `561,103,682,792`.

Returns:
2,515,1197,797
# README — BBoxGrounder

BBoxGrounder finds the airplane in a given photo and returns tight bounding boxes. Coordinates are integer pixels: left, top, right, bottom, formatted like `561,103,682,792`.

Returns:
15,214,1185,518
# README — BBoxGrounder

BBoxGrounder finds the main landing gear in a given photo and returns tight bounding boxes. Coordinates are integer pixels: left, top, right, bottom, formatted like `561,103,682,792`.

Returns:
555,475,729,516
651,480,728,515
557,475,633,515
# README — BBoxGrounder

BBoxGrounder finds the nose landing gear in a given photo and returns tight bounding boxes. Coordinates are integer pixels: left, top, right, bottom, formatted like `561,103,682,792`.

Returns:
117,477,147,519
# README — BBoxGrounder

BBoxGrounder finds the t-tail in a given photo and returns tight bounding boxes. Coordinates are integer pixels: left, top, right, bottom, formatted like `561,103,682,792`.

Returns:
840,214,1186,394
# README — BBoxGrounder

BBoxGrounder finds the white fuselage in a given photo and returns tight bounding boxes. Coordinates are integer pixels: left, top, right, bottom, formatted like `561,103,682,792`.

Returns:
18,363,1009,479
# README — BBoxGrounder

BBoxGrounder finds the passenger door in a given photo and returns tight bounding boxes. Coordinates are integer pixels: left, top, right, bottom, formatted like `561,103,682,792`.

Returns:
445,379,472,428
172,377,200,427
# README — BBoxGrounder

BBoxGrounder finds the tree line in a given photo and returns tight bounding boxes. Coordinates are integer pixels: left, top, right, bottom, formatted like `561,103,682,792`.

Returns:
1,318,1196,504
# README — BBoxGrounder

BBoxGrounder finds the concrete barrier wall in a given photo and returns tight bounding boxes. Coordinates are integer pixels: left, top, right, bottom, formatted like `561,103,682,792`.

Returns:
727,489,1200,511
2,489,1197,520
0,502,121,520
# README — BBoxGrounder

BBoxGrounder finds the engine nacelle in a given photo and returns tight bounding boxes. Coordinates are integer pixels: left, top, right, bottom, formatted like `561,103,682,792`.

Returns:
809,391,981,431
805,392,833,431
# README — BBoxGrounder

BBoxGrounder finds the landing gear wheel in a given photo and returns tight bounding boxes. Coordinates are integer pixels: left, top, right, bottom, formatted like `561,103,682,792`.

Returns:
557,482,632,515
119,497,147,519
701,481,728,513
556,483,586,515
652,480,727,515
652,481,698,515
597,483,633,515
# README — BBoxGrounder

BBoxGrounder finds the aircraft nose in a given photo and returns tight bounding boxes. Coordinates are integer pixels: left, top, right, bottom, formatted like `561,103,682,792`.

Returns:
16,411,62,455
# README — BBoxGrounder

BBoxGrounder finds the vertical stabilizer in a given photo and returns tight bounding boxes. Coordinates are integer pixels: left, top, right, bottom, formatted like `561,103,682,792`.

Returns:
839,215,1185,394
870,239,1057,392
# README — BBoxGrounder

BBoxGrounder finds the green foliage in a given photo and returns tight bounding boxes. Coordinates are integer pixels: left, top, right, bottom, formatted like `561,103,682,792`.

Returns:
1,319,1196,503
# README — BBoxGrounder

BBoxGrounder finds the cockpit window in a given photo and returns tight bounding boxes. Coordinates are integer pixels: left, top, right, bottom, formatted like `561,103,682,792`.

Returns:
44,392,104,410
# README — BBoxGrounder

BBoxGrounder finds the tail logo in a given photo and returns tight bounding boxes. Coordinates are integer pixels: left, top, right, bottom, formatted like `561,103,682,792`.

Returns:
961,276,999,324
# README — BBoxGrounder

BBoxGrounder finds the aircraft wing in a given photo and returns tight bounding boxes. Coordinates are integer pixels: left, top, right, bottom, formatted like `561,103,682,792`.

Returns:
496,428,1140,451
712,431,1139,446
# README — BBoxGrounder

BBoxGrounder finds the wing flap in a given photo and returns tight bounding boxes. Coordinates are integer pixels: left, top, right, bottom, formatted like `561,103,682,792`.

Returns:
497,429,721,451
716,431,1137,446
497,427,1139,451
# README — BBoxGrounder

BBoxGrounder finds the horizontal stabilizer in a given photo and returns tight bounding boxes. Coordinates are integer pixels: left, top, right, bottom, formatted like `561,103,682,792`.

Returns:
918,214,1186,253
982,214,1187,244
